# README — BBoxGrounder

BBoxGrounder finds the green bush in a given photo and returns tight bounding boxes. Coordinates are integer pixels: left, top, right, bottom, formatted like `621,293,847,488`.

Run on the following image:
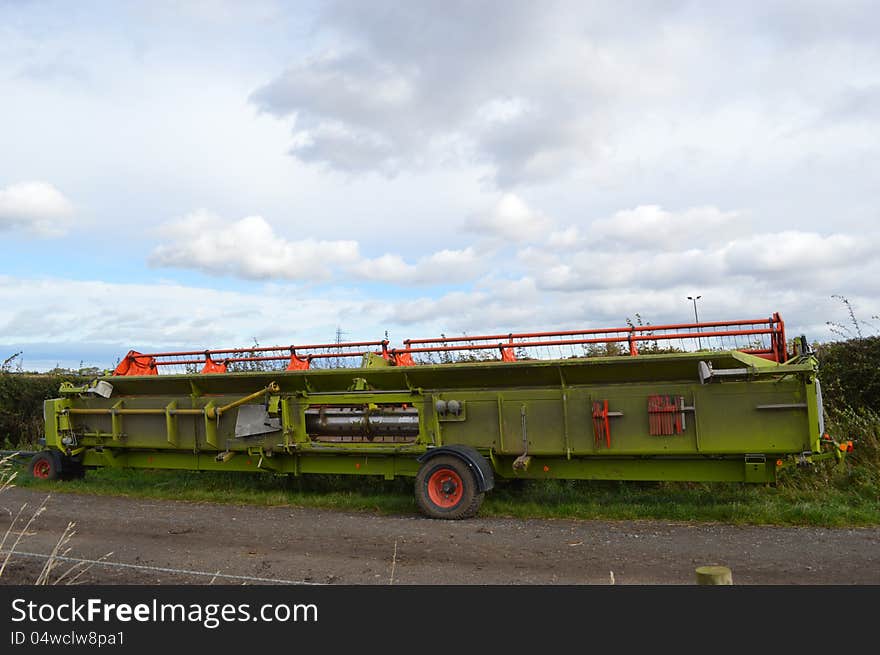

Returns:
813,335,880,480
815,336,880,414
0,374,86,448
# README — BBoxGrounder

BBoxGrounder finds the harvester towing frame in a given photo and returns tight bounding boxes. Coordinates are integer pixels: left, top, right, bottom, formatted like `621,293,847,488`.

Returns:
33,312,850,519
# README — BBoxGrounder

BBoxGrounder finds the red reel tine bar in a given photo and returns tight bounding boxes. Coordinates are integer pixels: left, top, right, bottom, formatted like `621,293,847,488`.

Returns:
112,313,787,375
113,339,390,375
391,313,787,365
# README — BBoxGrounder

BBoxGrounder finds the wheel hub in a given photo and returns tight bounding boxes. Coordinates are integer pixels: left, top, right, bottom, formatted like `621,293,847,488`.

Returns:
426,467,465,508
33,460,51,479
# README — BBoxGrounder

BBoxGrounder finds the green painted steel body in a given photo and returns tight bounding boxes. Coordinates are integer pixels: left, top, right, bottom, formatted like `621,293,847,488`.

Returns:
42,348,841,485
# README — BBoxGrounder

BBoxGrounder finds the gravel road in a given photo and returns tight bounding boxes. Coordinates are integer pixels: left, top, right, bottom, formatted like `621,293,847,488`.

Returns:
1,488,878,585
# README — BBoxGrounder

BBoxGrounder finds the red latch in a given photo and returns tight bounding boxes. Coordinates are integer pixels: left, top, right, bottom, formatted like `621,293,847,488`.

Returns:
592,400,611,448
648,395,684,436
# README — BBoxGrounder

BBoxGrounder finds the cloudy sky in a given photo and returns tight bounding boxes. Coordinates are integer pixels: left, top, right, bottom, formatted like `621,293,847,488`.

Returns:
1,0,878,370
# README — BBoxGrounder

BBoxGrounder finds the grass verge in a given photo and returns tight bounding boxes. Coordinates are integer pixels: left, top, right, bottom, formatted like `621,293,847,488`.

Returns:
13,463,880,527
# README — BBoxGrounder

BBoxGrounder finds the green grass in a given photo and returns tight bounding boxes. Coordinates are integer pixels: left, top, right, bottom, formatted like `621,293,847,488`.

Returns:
13,463,880,527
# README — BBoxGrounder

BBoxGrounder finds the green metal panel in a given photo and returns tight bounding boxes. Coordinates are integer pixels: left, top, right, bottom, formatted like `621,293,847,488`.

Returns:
494,455,779,483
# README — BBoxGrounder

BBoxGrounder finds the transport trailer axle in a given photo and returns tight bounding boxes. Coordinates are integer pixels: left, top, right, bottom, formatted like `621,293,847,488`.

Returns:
0,450,39,460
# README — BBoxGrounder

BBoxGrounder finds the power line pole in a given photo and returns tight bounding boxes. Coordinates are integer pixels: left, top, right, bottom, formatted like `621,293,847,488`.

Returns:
333,326,347,368
688,295,702,350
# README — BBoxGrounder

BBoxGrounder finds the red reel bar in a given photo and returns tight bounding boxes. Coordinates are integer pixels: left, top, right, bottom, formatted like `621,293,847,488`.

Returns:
112,313,787,375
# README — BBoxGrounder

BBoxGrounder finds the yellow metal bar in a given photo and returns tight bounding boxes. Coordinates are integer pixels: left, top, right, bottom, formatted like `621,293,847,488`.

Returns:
166,400,179,447
111,400,125,440
68,408,205,416
207,381,280,419
204,401,217,449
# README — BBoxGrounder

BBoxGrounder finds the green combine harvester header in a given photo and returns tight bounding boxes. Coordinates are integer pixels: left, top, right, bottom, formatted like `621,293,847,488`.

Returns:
33,312,851,518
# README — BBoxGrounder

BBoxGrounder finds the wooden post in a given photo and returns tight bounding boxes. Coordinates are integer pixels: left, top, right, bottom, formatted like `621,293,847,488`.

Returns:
695,565,733,585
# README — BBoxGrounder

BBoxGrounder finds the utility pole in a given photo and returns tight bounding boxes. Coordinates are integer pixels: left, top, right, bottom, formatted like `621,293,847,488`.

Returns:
333,325,347,368
688,295,702,350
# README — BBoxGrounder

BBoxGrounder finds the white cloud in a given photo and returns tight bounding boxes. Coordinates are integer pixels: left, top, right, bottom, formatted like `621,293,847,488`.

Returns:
145,204,880,332
150,210,486,285
249,3,607,185
0,181,73,236
721,231,869,276
546,226,582,249
527,228,877,294
149,210,360,280
0,275,393,354
591,205,741,249
249,1,880,195
464,193,553,240
503,205,879,298
353,247,483,285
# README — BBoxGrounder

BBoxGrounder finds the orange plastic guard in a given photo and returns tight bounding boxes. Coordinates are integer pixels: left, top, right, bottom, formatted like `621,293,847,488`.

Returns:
500,346,517,362
393,351,416,367
112,351,159,376
200,354,228,374
286,354,311,371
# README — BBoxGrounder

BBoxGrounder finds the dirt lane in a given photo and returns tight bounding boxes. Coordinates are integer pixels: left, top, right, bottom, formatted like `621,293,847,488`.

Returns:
1,488,878,585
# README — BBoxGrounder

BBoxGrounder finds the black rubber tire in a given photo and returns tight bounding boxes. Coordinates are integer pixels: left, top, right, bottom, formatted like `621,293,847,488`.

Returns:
28,451,60,481
415,455,484,520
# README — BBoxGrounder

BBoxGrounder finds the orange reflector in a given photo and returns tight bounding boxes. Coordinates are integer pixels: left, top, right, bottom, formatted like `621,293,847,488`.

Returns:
776,459,783,467
355,462,361,469
839,443,848,452
543,465,550,472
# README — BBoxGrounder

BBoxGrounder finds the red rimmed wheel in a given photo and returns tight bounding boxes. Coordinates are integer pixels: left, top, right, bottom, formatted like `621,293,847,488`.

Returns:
415,455,483,520
427,468,464,508
29,452,60,481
